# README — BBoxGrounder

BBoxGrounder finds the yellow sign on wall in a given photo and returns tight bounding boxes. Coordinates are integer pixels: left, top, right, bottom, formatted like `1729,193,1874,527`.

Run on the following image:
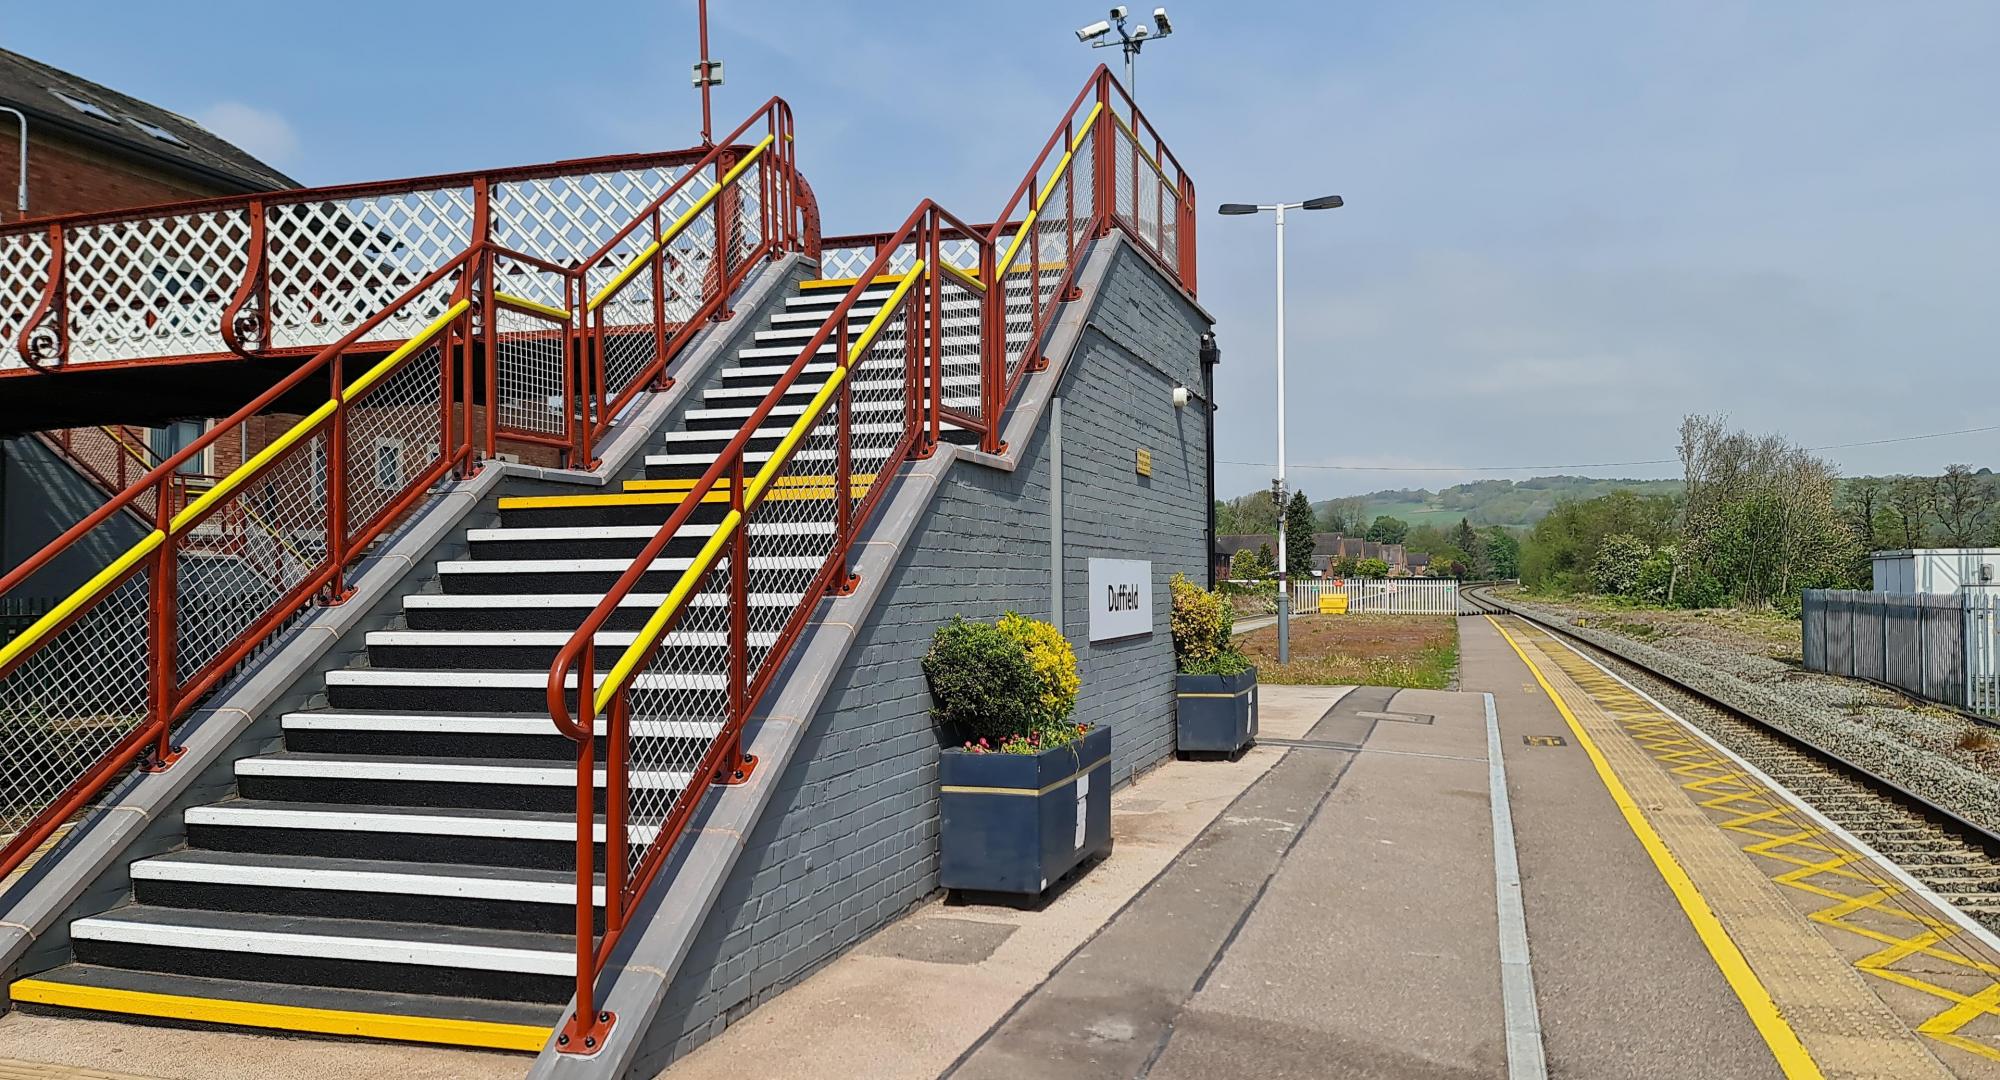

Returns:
1135,448,1152,476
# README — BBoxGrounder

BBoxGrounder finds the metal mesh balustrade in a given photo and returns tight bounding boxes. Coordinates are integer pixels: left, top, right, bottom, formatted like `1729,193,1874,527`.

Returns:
1111,118,1181,273
1,230,52,372
494,307,571,440
173,430,330,686
490,166,691,272
342,341,448,538
931,271,986,426
730,160,766,273
63,210,254,364
617,563,733,886
0,570,151,854
265,188,477,353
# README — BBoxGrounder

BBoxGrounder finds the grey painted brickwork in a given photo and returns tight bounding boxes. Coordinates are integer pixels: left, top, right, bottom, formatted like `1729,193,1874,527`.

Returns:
631,242,1212,1074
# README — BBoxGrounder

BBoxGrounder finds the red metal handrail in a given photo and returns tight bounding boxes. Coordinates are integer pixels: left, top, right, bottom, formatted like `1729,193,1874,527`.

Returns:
0,102,815,884
543,64,1200,1053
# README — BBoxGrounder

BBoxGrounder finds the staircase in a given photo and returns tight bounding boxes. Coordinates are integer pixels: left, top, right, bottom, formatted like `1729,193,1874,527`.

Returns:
4,277,915,1050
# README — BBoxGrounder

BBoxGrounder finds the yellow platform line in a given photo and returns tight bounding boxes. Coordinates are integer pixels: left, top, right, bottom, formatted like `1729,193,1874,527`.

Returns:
1488,616,1827,1080
7,977,550,1053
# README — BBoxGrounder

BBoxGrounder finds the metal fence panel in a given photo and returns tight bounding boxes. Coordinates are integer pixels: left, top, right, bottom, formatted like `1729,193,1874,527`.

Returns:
1882,594,1925,694
1968,594,2000,716
1853,593,1887,683
1800,590,1825,671
1825,593,1855,677
1922,596,1966,706
1289,578,1460,616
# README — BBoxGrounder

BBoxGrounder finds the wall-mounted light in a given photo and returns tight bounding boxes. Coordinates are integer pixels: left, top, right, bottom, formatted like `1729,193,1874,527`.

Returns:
1172,385,1190,408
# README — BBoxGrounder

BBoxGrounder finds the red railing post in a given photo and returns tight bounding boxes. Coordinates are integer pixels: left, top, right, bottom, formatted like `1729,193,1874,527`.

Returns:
649,206,671,391
560,642,612,1053
1093,75,1116,238
834,321,856,595
978,234,1004,454
144,472,181,772
921,215,942,456
328,355,353,604
713,150,738,323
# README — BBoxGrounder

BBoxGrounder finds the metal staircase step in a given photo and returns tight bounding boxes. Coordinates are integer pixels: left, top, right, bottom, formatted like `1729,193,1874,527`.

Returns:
9,964,562,1052
63,906,574,1003
184,799,610,871
233,750,693,812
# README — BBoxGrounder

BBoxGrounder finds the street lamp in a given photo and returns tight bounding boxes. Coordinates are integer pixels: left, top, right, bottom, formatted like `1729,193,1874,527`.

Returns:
1217,194,1344,665
1076,6,1175,99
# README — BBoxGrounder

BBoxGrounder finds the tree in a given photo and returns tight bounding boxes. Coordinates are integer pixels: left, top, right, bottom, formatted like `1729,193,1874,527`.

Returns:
1357,557,1390,578
1481,528,1520,579
1221,492,1280,537
1887,475,1934,549
1256,542,1275,573
1328,554,1360,577
1365,515,1408,545
1934,464,1991,547
1228,548,1264,581
1316,496,1367,536
1448,517,1489,577
1590,533,1652,595
1285,492,1317,572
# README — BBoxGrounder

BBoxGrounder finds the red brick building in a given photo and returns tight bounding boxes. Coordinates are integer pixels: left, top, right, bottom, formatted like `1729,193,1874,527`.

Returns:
0,47,294,223
0,47,297,493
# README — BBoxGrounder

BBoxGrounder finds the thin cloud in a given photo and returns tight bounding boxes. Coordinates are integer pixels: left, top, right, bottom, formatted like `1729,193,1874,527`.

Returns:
194,101,302,169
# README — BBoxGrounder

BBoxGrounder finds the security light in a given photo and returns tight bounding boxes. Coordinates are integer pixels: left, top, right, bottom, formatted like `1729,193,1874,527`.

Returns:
1217,203,1259,215
1302,195,1345,210
1154,7,1172,34
1077,19,1112,41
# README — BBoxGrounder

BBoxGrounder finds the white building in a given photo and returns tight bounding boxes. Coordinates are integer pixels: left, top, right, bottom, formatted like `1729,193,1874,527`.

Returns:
1870,549,2000,595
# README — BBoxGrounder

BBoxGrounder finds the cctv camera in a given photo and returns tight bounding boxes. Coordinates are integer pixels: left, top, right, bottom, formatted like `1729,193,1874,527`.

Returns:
1132,23,1150,38
1109,5,1128,19
1154,7,1172,33
1076,19,1112,41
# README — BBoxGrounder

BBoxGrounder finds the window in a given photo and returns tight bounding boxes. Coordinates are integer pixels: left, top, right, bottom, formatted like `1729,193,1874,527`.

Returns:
124,116,187,146
374,439,406,492
48,89,116,123
148,420,209,476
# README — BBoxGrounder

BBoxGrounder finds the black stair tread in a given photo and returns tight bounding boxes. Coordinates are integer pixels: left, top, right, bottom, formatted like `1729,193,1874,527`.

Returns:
134,847,598,889
13,963,567,1032
70,903,573,958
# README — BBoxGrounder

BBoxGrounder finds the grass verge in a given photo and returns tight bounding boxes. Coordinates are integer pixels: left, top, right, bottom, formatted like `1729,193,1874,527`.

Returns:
1236,614,1459,688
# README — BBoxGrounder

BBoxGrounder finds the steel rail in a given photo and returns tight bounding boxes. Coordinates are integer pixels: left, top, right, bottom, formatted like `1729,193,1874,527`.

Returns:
1464,584,2000,852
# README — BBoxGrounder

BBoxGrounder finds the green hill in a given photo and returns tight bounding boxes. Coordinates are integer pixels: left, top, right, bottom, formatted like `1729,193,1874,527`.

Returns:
1315,475,1683,529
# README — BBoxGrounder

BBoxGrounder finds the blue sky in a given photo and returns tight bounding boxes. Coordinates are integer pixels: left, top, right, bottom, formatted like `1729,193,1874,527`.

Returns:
11,1,1997,501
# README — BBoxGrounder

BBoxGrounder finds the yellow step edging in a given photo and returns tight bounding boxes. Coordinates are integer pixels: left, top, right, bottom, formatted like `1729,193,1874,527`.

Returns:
7,977,551,1053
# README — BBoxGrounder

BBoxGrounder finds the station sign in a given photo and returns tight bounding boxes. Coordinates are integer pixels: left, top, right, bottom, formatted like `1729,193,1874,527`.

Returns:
1088,558,1153,642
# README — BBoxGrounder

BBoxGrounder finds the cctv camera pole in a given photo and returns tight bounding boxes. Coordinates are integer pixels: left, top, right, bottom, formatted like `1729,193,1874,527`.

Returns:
696,0,714,145
1273,201,1289,664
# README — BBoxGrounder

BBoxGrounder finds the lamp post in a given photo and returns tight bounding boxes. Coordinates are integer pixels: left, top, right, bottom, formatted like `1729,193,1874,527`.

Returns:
692,0,723,146
1218,194,1344,665
1076,6,1174,99
1,106,26,221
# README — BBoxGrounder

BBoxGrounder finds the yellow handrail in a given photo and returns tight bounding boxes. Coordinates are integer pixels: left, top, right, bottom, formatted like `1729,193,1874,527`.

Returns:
586,135,777,313
993,103,1104,283
1109,110,1182,193
3,301,471,670
492,291,571,322
939,260,985,293
590,265,926,715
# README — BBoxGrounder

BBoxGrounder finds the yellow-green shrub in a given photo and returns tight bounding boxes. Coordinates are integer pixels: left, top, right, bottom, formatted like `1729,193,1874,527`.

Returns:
997,611,1079,726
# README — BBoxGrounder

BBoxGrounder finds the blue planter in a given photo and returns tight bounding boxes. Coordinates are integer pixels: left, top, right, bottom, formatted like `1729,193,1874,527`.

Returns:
1175,668,1259,755
938,725,1113,895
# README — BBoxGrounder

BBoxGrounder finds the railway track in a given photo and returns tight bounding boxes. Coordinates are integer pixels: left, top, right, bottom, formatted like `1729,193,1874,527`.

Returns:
1462,584,2000,931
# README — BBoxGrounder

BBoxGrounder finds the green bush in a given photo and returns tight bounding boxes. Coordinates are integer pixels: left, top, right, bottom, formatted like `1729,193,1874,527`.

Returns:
922,616,1042,743
1170,573,1253,677
924,613,1085,753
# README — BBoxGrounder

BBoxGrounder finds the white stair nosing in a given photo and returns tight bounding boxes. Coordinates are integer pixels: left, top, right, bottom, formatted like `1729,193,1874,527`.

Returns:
645,446,892,466
402,592,795,610
438,556,821,575
132,858,602,907
235,755,692,789
68,916,572,976
323,668,731,692
281,713,723,740
659,421,905,443
184,804,638,844
365,630,780,649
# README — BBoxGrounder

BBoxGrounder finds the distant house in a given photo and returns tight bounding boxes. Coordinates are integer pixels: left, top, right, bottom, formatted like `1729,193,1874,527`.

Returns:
1213,532,1412,580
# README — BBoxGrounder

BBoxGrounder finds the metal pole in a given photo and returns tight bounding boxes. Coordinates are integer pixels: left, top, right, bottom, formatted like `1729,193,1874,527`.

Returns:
697,0,714,146
1,106,26,220
1126,44,1136,102
1274,203,1289,665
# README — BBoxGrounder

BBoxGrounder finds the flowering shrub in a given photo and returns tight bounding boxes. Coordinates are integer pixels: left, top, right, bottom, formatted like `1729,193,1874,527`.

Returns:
998,611,1079,726
923,612,1084,755
1170,573,1252,676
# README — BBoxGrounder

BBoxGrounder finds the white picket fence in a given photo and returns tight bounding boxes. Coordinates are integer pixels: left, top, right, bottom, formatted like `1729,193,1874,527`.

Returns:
1290,577,1462,616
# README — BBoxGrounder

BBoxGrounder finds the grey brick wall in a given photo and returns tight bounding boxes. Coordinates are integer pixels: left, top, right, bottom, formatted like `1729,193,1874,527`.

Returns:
633,242,1213,1074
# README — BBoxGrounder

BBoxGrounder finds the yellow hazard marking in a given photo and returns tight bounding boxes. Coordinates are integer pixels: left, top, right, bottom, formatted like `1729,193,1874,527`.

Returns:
800,274,908,289
1499,615,2000,1070
622,474,876,495
1489,616,1827,1080
6,977,551,1052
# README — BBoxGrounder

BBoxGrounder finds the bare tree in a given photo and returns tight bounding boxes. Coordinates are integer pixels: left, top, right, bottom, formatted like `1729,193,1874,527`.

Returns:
1887,475,1935,549
1842,476,1886,550
1933,464,1991,546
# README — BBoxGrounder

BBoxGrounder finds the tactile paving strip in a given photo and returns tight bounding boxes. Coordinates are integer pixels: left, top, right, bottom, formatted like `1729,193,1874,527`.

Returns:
1498,616,1989,1078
